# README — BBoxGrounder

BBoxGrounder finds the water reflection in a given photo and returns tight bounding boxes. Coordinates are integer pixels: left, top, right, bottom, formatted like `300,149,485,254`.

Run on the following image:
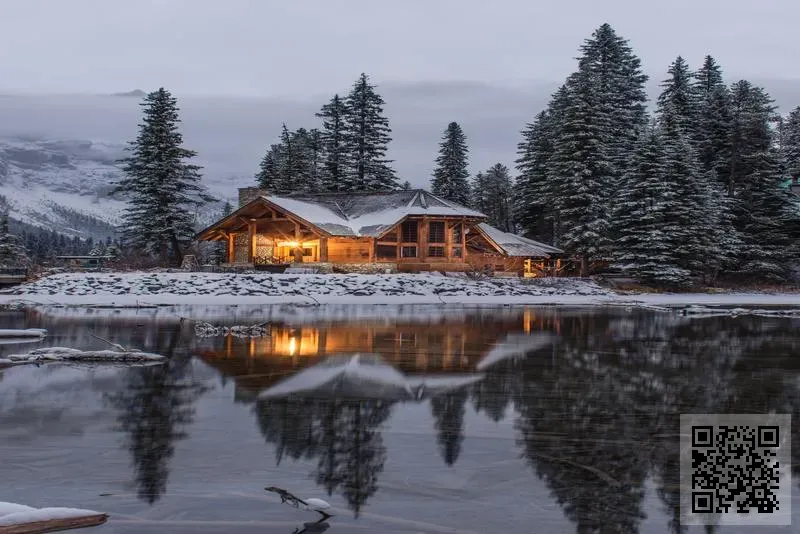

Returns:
1,306,799,532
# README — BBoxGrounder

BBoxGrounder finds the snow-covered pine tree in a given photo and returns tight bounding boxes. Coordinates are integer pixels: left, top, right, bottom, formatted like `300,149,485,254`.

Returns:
515,99,561,244
430,122,471,205
657,56,698,136
343,73,398,191
577,23,649,177
307,128,326,190
316,94,350,192
783,106,800,184
474,164,514,232
612,125,690,286
113,88,212,264
470,172,487,212
256,142,289,193
727,82,800,279
288,127,321,193
547,70,614,275
0,212,29,268
692,56,733,181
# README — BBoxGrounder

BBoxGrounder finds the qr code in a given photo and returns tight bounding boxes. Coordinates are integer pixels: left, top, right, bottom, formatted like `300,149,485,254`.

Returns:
680,414,791,526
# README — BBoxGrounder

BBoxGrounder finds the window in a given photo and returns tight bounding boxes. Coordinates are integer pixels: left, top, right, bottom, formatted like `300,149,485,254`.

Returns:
452,224,463,243
401,221,418,242
401,245,417,258
376,244,397,260
429,221,445,243
302,248,313,257
428,245,445,257
452,246,463,258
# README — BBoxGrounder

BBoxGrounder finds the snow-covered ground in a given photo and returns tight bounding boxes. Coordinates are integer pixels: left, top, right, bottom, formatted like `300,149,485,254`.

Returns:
0,272,613,306
1,271,800,308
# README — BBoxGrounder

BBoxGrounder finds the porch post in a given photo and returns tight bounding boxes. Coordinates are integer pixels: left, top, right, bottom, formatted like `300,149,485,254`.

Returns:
445,221,453,260
227,233,235,263
419,217,428,261
319,237,328,262
247,221,256,263
293,222,303,263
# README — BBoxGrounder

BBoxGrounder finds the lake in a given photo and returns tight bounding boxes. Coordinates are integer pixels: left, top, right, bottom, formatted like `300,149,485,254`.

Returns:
0,305,798,533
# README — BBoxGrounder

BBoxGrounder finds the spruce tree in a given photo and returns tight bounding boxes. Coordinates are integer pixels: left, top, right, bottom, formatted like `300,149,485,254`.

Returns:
515,105,559,243
473,164,514,231
727,82,799,279
657,56,698,136
693,56,732,180
782,107,800,184
612,125,689,285
343,73,397,191
430,122,471,205
0,213,29,268
113,88,211,264
316,94,349,192
255,142,289,193
547,70,614,274
577,23,649,175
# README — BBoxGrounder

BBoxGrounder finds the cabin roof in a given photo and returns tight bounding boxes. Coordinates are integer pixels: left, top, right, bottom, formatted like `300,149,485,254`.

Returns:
199,189,486,239
476,223,563,258
268,190,485,236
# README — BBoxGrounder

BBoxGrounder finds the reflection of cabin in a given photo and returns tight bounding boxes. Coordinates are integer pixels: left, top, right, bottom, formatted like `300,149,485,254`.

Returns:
0,267,28,286
195,188,563,275
194,310,559,398
790,177,800,196
56,255,114,271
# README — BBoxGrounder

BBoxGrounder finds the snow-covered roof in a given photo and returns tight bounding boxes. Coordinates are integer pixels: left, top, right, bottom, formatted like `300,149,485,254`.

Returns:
476,223,563,258
264,190,485,237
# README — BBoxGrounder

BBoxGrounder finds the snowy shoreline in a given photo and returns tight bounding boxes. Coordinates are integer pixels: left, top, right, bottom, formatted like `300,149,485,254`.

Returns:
0,272,799,308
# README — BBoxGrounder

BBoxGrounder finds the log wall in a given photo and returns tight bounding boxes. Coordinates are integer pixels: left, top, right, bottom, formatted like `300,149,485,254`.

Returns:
327,238,373,263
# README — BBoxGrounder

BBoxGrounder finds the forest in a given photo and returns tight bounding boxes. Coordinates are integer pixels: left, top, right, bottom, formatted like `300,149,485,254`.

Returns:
253,24,800,285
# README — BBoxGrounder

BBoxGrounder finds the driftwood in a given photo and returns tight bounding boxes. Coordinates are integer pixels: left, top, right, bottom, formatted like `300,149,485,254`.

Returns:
0,513,108,534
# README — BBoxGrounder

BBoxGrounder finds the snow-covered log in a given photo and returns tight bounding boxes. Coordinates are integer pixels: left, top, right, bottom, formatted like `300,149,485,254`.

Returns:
0,501,107,533
0,328,46,338
0,347,165,366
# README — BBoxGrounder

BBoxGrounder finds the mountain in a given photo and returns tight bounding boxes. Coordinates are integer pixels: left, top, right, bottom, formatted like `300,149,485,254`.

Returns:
0,78,797,239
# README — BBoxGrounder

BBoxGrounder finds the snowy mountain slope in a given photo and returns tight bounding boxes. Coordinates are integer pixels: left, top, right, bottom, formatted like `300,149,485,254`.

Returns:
0,136,127,238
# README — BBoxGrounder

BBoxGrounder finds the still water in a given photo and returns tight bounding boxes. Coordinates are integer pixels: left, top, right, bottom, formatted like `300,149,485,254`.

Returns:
0,305,798,533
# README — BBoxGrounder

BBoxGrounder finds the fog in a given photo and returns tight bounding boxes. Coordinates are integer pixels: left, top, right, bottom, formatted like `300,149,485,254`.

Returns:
1,77,797,195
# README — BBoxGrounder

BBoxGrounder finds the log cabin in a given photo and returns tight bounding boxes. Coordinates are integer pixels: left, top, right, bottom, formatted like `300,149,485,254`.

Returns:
195,187,563,275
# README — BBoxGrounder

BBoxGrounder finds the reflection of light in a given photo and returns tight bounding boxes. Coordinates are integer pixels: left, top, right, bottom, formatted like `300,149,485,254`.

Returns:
288,336,297,356
277,241,301,248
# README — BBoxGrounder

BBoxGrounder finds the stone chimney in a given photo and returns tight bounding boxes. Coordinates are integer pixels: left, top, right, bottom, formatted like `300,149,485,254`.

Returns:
238,187,268,207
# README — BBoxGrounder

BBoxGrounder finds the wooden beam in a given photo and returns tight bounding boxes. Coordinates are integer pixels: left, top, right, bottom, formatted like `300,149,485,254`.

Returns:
445,221,453,260
293,222,303,263
227,233,235,262
319,237,328,262
369,239,375,263
419,217,429,260
248,220,256,263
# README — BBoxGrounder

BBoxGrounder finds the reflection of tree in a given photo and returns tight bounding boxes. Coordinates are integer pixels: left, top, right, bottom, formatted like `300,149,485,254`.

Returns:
471,360,516,422
508,311,800,533
431,389,468,466
105,357,207,504
255,397,391,517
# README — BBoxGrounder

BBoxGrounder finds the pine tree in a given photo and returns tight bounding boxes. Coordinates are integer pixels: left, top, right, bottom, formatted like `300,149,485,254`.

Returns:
612,125,689,286
782,107,800,184
693,56,733,179
658,81,718,281
316,94,349,192
430,122,471,205
112,88,212,264
255,142,289,193
547,70,614,274
343,73,397,191
0,213,29,268
727,81,799,279
577,23,649,175
473,164,514,231
657,56,698,136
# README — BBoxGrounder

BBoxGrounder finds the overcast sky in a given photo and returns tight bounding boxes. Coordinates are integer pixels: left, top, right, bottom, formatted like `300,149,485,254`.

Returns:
0,0,796,97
